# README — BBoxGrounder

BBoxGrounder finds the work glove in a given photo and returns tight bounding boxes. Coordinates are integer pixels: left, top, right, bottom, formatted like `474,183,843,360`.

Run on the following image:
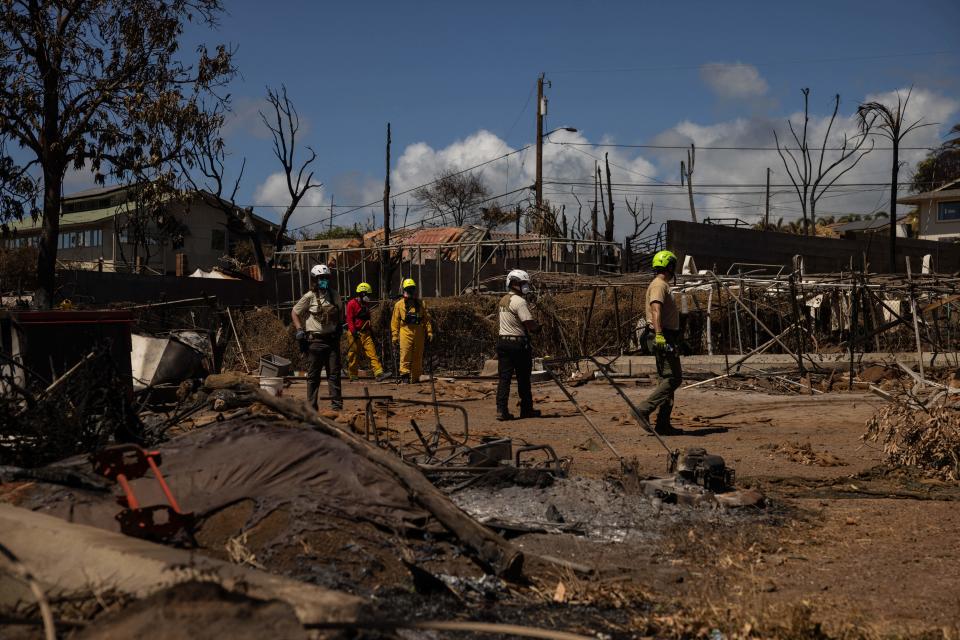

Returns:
295,329,306,341
654,332,668,350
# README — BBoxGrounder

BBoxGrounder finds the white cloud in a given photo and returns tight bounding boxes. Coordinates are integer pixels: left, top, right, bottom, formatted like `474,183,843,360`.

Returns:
252,85,957,240
700,62,769,100
648,87,959,225
387,128,659,236
252,171,326,230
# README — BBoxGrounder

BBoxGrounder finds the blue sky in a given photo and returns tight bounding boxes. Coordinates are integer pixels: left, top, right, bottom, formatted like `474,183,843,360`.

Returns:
173,0,960,235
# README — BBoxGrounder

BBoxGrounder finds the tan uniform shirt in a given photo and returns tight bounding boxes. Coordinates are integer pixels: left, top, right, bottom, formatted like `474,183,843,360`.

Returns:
499,293,534,337
646,277,679,331
293,289,342,334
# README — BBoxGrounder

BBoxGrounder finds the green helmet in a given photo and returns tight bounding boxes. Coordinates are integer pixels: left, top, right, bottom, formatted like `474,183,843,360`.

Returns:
652,250,678,271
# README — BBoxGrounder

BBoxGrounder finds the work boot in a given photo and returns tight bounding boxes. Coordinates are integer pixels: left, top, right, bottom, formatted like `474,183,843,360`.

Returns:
331,403,343,412
656,424,683,435
496,411,515,421
636,412,655,435
374,371,390,382
399,374,411,384
519,408,542,419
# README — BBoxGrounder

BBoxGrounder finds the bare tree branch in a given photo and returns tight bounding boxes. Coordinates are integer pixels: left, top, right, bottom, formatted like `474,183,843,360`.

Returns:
260,84,321,259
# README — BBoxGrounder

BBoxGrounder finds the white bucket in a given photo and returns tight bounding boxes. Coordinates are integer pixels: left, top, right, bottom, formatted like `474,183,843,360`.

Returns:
259,376,284,397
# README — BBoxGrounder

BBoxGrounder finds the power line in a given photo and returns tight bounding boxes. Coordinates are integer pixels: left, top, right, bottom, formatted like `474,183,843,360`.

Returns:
545,49,960,75
549,140,937,152
290,145,531,231
543,179,924,188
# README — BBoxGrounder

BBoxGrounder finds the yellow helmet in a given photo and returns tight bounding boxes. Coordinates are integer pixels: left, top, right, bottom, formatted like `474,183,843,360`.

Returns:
356,282,373,295
402,278,416,290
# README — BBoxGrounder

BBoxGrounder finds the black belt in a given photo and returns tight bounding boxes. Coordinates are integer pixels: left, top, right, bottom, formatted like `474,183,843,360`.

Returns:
646,327,680,337
498,335,528,342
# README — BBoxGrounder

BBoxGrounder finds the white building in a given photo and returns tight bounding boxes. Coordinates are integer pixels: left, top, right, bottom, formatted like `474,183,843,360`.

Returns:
3,185,282,275
898,178,960,241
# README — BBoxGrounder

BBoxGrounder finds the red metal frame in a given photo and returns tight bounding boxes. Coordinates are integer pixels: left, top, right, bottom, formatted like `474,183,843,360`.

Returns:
91,444,193,541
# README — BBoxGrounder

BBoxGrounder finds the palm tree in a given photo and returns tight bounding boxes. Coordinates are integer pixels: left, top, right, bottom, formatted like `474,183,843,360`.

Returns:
858,89,934,272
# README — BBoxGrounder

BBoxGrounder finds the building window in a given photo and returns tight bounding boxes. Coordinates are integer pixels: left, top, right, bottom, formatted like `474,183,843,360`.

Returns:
938,201,960,222
57,228,103,249
3,235,40,248
211,229,226,251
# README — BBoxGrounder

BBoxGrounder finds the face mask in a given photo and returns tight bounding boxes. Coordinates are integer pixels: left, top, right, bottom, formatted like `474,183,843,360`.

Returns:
317,279,329,290
360,294,369,302
520,284,531,295
404,288,416,298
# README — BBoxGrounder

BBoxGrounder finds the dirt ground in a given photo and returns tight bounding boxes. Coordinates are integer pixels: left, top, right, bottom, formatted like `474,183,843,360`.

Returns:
285,374,960,637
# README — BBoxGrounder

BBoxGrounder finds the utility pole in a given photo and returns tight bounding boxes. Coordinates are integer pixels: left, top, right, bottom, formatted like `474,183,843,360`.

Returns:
382,122,391,299
535,72,548,212
591,161,599,240
764,167,770,230
329,196,334,233
604,153,615,242
680,143,697,223
515,203,522,265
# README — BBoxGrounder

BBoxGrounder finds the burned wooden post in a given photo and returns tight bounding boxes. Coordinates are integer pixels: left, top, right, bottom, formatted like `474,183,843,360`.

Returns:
580,286,598,356
381,123,392,301
849,276,860,391
680,144,697,223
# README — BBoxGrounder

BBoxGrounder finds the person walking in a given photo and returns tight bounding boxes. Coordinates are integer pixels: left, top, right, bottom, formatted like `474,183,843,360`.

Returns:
390,278,432,383
291,264,343,411
345,282,387,381
636,250,683,434
495,269,541,421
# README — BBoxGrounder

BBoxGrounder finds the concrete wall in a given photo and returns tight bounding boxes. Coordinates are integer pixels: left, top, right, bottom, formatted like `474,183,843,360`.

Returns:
666,220,960,274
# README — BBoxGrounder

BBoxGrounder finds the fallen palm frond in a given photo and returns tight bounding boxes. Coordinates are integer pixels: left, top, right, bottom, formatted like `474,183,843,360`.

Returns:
863,396,960,481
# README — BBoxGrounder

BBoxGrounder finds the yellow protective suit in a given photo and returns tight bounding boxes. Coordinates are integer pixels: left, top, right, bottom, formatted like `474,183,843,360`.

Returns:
391,297,432,382
347,329,384,379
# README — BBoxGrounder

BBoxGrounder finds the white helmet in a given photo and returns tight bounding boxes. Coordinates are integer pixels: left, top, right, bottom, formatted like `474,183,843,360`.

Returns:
506,269,530,291
310,264,331,277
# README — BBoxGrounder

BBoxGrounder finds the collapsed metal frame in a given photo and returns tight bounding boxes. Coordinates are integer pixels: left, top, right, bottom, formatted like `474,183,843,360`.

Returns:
532,259,960,393
275,237,622,302
316,382,565,489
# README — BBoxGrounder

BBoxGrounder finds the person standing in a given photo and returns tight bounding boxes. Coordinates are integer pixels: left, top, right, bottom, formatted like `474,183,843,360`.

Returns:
636,250,682,434
495,269,541,421
292,264,343,411
390,278,432,383
345,282,387,381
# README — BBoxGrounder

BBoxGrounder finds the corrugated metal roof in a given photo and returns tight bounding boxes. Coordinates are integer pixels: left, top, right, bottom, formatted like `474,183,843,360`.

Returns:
488,230,548,258
295,237,363,252
831,216,905,233
449,225,490,261
399,227,463,263
6,206,119,232
62,184,129,201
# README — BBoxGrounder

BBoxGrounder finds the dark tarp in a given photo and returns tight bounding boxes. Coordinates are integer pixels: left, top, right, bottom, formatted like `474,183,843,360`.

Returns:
18,418,429,535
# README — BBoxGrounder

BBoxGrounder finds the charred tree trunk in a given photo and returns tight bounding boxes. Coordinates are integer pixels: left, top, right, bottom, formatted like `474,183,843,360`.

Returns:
604,153,615,242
